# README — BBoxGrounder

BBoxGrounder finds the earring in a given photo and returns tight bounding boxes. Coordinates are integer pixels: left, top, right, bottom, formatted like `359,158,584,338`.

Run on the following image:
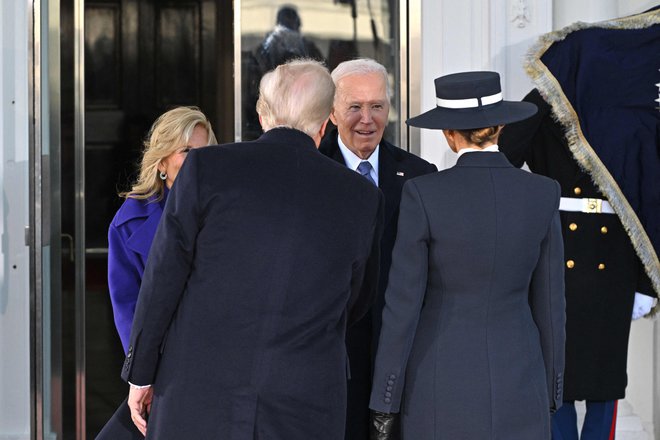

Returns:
159,171,167,180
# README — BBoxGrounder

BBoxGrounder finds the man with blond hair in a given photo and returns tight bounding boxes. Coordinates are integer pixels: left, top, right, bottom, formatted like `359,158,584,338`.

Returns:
319,58,436,439
117,59,383,440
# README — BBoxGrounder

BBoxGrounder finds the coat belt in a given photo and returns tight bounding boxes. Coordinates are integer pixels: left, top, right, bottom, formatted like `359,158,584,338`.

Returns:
559,197,615,214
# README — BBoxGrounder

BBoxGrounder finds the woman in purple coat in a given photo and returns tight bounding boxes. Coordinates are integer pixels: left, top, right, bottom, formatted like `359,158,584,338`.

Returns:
108,106,216,353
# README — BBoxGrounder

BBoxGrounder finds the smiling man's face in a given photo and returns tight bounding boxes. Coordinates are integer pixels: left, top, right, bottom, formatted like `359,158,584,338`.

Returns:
330,72,390,159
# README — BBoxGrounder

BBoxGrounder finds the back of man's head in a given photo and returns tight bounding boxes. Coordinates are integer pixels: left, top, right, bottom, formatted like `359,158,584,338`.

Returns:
256,59,335,138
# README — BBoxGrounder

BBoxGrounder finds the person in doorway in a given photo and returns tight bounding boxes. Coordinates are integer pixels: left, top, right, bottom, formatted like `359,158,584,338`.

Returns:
108,106,217,354
369,71,566,440
122,59,384,439
98,106,216,440
318,57,436,440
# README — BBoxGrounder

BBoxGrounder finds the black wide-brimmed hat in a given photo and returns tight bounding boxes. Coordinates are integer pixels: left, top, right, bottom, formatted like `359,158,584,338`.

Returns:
407,71,537,130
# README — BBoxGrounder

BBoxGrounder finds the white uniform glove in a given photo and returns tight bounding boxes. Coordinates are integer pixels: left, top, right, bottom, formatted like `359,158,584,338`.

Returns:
631,292,656,320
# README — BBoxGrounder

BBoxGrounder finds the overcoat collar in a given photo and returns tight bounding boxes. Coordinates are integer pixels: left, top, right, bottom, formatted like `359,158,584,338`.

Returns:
455,151,513,168
115,191,168,258
255,127,318,153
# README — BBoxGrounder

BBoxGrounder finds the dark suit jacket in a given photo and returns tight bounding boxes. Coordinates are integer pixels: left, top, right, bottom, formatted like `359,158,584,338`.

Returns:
370,152,565,439
120,128,384,440
319,130,436,439
319,131,437,322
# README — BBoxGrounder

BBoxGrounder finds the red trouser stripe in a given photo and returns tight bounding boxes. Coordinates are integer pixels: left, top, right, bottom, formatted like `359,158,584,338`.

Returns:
608,400,618,440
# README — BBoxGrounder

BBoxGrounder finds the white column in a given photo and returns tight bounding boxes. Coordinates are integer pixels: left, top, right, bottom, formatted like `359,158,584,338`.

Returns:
0,0,32,438
627,319,656,438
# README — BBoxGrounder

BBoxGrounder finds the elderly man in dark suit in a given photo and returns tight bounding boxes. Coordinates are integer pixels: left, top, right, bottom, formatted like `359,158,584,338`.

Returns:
121,59,384,440
318,58,437,440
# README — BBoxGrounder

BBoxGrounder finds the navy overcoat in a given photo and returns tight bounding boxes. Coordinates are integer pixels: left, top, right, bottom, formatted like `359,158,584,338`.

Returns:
121,128,384,440
370,152,566,439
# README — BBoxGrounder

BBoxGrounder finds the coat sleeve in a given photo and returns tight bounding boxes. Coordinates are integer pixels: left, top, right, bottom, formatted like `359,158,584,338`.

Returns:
108,220,143,354
120,150,203,386
347,190,385,326
499,89,549,168
529,182,566,412
369,180,429,413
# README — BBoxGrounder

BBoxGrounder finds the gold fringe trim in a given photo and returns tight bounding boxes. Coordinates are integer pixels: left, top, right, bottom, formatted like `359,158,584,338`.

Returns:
524,9,660,316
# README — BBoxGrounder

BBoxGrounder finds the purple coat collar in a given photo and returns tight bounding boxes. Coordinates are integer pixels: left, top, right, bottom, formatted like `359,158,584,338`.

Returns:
114,189,168,257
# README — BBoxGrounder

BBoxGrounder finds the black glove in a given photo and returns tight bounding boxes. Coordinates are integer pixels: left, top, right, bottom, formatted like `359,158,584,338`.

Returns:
370,410,398,440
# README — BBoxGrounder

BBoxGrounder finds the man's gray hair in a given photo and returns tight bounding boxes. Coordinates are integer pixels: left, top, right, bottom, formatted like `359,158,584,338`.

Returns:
256,59,335,138
330,58,390,99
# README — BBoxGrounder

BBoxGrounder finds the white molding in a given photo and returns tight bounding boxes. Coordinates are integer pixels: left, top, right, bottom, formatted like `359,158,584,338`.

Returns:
511,0,531,28
417,0,553,169
490,0,553,101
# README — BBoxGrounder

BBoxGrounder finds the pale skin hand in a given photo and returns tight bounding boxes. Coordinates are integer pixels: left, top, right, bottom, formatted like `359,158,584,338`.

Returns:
128,385,153,436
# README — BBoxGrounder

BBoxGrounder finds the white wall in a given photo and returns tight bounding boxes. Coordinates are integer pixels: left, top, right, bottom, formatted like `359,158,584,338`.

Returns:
0,0,31,438
416,0,552,170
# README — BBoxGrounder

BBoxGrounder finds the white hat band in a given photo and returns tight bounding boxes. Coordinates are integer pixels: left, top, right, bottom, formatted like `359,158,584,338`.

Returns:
436,92,502,109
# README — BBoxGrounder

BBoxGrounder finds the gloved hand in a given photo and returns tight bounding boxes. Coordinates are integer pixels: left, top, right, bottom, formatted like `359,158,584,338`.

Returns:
370,410,398,440
631,292,656,320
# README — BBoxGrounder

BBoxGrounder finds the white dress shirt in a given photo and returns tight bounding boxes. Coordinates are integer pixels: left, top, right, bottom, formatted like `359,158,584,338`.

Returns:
456,144,500,158
337,135,380,186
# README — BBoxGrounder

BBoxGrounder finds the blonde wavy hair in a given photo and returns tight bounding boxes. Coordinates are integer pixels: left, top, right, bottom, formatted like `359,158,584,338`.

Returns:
121,106,217,200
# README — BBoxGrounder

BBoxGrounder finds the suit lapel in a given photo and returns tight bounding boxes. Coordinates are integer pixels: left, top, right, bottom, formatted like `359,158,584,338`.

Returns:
378,142,405,226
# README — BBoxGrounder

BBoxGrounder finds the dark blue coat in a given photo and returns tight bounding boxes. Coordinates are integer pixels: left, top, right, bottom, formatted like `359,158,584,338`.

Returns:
370,152,566,439
121,128,384,440
108,191,167,353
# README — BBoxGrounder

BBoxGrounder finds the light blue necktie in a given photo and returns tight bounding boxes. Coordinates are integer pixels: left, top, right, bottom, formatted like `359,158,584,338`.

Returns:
357,161,377,186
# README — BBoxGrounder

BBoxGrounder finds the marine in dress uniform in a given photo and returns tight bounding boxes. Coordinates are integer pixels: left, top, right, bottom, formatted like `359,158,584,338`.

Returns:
500,90,656,439
500,9,660,439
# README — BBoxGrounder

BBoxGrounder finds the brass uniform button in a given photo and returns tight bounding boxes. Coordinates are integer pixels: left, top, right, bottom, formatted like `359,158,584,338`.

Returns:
566,260,575,269
601,226,608,234
573,187,582,195
569,223,578,231
598,263,605,270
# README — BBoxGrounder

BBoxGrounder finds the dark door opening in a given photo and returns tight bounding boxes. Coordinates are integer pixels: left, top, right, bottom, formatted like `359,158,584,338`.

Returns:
60,0,233,437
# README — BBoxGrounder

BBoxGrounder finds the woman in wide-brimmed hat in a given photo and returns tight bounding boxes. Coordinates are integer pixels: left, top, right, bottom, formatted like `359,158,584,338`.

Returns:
368,71,566,440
